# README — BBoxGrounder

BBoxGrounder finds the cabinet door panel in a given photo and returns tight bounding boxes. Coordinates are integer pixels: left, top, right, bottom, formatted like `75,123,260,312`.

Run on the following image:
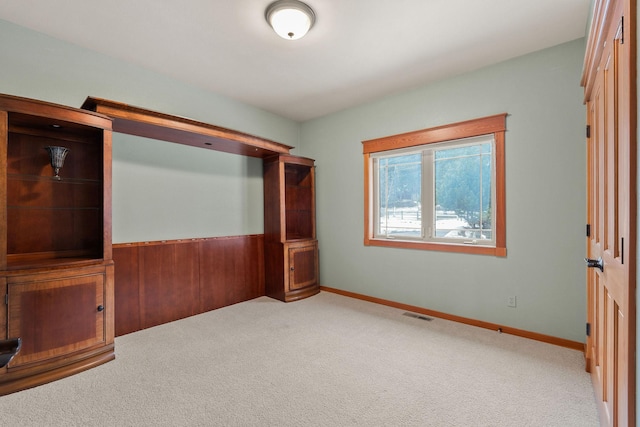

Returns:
288,243,318,291
7,273,105,367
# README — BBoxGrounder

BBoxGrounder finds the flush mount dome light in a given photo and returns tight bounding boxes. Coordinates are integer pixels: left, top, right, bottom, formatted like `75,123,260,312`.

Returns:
265,0,316,40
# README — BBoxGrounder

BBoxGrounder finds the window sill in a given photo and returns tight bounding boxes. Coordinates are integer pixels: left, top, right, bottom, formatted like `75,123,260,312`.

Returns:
365,237,507,257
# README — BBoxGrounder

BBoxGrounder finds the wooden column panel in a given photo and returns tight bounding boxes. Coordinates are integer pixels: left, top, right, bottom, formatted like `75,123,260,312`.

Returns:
264,242,285,301
113,244,140,336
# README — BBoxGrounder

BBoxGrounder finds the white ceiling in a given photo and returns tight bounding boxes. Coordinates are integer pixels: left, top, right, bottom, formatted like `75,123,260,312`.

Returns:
0,0,591,122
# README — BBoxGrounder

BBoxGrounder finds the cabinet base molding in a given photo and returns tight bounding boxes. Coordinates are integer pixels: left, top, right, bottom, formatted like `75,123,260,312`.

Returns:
0,344,114,396
279,284,321,303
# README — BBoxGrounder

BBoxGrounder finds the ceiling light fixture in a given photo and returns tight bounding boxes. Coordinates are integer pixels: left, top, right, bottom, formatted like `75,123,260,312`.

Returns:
265,0,316,40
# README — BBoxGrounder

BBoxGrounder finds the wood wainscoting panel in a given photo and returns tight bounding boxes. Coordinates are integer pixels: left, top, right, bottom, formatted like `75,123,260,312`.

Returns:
199,235,265,312
139,240,200,330
113,234,265,337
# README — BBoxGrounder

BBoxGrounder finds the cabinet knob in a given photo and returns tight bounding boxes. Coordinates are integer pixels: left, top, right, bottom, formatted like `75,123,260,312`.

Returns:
290,267,295,271
97,305,104,312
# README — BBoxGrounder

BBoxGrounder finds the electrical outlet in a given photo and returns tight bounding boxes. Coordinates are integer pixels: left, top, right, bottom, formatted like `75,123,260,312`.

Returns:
507,296,517,308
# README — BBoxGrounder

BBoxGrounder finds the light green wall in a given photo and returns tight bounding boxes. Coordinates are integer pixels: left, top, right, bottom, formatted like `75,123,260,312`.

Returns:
301,39,588,342
0,18,589,342
112,134,264,242
0,19,300,242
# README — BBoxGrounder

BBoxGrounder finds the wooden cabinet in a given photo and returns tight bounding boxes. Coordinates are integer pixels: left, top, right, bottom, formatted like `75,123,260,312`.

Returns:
0,94,114,395
264,155,319,302
6,264,113,368
0,94,319,393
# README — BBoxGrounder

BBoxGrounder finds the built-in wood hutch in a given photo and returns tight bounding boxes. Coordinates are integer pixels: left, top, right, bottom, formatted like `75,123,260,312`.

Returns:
0,94,114,395
0,94,319,394
264,154,319,302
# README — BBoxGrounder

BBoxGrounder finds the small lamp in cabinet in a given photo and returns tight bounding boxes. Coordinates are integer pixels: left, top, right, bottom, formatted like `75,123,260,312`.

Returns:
44,146,70,180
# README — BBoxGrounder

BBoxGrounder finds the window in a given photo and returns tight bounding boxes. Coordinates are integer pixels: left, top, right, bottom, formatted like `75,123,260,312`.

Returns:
363,114,507,256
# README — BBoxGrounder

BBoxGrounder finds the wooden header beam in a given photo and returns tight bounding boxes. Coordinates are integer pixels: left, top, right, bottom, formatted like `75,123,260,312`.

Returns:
82,97,293,158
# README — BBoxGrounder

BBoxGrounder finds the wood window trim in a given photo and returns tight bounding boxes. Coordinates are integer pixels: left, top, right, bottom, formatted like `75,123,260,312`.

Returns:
362,113,507,257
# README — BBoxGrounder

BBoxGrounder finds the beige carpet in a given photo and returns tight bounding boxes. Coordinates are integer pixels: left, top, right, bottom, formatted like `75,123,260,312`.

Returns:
0,291,599,426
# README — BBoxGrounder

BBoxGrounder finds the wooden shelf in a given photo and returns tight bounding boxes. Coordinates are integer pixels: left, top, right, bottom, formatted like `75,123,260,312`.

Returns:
81,97,293,158
5,256,105,272
8,173,101,184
